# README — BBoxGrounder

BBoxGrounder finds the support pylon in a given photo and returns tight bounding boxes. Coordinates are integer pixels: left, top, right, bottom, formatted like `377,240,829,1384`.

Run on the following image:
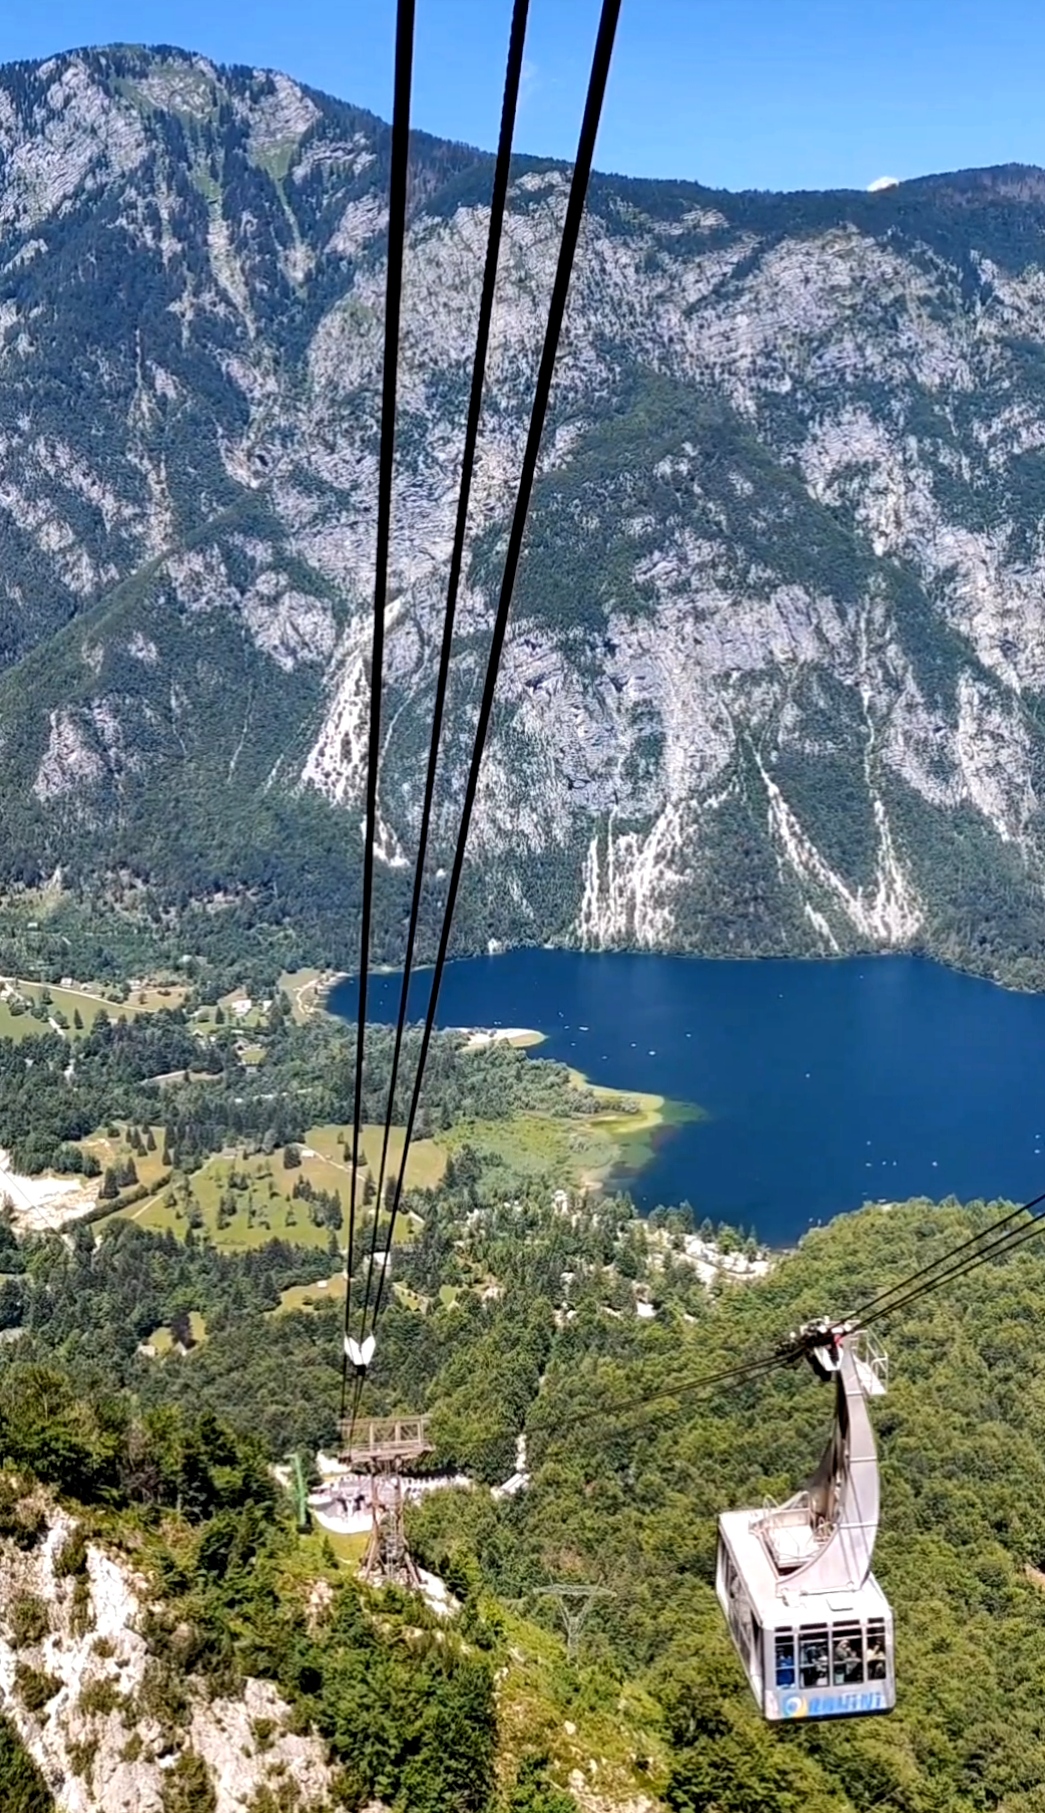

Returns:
341,1418,434,1590
533,1584,615,1663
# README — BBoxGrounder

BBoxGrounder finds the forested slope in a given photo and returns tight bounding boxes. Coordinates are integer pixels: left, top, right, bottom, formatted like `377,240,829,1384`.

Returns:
382,1191,1045,1810
3,1188,1045,1808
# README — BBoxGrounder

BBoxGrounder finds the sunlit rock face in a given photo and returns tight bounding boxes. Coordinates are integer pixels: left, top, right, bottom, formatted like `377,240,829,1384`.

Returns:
0,1498,338,1811
2,44,1045,978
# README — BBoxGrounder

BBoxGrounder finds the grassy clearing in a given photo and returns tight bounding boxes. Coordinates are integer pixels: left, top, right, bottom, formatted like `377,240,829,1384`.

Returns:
89,1054,678,1255
567,1070,666,1130
0,981,132,1034
0,999,44,1043
280,1524,369,1582
192,971,345,1032
0,977,188,1039
83,1126,169,1193
358,1124,446,1192
87,1069,677,1259
124,1153,337,1252
276,1274,347,1315
98,1092,640,1248
304,1123,446,1196
125,983,189,1013
146,1312,207,1354
444,1114,620,1186
90,1110,438,1252
317,1529,368,1566
108,1124,433,1253
438,1063,697,1193
193,991,268,1033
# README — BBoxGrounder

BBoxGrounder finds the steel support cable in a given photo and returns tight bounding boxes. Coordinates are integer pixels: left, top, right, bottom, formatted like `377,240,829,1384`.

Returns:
853,1194,1045,1334
547,1192,1045,1446
541,1347,792,1445
343,0,1045,1436
358,1189,1040,1452
521,1195,1045,1464
370,0,533,1240
355,0,623,1379
339,0,417,1423
843,1188,1045,1332
546,1196,1045,1446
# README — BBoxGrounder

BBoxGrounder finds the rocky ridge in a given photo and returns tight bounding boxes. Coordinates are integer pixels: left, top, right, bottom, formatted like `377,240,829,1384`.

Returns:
0,47,1043,976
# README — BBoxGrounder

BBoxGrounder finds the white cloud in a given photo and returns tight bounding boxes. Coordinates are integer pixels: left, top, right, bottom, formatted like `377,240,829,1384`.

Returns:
867,175,901,192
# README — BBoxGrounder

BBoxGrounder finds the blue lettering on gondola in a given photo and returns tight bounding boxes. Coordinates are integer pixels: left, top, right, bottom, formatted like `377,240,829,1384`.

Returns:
781,1689,887,1719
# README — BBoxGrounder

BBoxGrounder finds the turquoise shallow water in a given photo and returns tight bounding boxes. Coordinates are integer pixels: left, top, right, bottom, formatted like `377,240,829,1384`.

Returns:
327,951,1045,1247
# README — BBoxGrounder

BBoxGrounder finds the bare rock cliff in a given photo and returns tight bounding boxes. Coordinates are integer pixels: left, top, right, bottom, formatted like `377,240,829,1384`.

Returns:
0,47,1043,979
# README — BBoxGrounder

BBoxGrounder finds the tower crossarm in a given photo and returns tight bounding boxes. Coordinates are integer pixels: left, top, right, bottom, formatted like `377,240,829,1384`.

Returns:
339,1415,434,1470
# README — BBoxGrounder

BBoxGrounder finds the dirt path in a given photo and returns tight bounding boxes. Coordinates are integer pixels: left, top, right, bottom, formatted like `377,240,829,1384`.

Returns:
0,975,111,1006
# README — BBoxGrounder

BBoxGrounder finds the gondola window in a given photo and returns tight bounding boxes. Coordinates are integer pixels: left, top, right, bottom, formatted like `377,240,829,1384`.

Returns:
831,1625,864,1685
775,1632,796,1688
799,1628,830,1688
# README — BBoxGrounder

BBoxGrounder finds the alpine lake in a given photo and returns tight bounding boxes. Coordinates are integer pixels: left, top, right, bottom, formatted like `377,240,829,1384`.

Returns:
326,951,1045,1249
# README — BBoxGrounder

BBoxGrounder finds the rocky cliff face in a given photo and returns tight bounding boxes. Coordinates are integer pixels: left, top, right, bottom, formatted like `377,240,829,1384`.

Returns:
1,44,1045,980
0,1492,336,1810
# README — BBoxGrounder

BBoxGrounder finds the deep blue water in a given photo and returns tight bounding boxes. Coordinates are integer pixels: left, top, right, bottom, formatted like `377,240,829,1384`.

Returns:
326,952,1045,1248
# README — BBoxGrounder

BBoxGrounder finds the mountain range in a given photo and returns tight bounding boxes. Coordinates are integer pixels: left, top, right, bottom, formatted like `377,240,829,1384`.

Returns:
2,44,1045,981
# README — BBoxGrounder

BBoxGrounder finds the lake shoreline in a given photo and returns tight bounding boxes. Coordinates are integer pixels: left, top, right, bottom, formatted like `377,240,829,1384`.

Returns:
323,941,1045,1004
319,973,689,1200
564,1066,674,1193
325,949,1045,1244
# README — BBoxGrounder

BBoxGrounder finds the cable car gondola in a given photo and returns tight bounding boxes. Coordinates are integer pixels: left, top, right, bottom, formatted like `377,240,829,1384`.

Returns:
716,1322,895,1722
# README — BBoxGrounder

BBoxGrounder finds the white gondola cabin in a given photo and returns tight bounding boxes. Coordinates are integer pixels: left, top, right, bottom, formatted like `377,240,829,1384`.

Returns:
716,1325,895,1722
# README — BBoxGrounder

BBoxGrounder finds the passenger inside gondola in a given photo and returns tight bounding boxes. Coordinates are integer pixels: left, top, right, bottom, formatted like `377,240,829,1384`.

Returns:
774,1633,795,1687
866,1622,887,1680
832,1627,863,1684
799,1631,829,1688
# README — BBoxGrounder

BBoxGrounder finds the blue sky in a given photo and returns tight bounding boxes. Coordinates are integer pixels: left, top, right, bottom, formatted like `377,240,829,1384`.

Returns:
4,0,1045,193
